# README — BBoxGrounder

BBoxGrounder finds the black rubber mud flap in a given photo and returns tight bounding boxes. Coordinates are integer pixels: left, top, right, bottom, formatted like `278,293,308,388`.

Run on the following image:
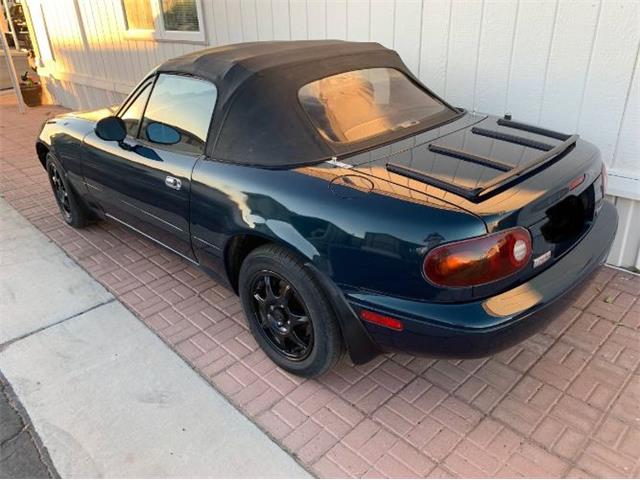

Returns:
303,262,380,365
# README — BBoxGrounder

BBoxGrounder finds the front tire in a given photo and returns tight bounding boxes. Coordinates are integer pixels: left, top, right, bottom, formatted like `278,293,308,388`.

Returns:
46,154,90,228
239,244,343,378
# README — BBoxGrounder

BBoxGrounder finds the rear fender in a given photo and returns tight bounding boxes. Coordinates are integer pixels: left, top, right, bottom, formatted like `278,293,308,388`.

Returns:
205,230,380,365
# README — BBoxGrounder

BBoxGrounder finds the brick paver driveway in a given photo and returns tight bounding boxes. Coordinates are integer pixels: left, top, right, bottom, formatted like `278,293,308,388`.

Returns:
1,95,638,478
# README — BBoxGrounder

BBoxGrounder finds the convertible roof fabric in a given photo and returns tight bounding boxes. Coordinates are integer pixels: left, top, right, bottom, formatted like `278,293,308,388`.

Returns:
157,40,457,167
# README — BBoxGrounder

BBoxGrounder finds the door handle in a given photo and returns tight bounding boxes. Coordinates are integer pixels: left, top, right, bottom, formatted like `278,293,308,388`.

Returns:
165,176,182,190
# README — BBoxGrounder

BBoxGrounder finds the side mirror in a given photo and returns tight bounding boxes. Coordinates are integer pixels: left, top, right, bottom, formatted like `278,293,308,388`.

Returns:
145,122,181,145
95,116,126,142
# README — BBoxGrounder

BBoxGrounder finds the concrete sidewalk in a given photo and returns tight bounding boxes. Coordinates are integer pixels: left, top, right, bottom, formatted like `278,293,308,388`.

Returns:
0,198,309,477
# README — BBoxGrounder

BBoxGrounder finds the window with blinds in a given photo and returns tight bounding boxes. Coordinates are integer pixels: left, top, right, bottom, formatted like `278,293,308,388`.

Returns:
121,0,204,41
161,0,199,32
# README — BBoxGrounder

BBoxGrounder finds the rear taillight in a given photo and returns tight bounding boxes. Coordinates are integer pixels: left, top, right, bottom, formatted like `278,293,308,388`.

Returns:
423,227,532,287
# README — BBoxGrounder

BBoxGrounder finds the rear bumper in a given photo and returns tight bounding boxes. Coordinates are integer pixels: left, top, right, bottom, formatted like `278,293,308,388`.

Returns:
345,200,618,358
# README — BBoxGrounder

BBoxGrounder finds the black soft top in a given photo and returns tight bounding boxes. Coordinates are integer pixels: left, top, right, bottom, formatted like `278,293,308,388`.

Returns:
156,40,458,167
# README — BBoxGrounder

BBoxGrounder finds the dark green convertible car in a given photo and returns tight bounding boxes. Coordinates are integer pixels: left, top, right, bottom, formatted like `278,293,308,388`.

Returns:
36,41,617,377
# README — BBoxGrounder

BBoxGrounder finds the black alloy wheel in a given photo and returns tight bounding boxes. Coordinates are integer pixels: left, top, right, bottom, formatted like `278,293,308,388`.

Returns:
49,162,72,220
239,244,343,377
46,154,91,228
250,271,313,360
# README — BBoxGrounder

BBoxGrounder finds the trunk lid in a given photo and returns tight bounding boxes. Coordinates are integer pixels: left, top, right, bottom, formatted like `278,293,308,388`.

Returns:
346,113,605,293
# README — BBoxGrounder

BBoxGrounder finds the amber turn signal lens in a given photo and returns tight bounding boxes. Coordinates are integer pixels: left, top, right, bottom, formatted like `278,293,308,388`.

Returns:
568,174,586,191
423,227,532,287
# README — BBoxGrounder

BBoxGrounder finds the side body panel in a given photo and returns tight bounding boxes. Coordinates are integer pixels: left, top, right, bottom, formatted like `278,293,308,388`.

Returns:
81,131,199,260
189,159,487,302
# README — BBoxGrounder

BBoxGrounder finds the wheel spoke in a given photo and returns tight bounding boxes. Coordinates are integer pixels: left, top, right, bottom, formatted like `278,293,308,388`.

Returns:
287,330,307,350
288,312,309,325
271,331,286,347
263,275,276,300
277,283,292,306
253,293,268,324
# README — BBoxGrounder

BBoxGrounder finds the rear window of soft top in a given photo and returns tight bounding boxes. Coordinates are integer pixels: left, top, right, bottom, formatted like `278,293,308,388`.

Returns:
299,67,450,144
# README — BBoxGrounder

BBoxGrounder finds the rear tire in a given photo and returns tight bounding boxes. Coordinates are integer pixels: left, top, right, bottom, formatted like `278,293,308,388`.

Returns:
46,154,91,229
239,244,343,378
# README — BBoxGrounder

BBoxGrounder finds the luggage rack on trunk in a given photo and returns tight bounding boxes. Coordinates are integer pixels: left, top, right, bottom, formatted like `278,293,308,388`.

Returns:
386,119,579,203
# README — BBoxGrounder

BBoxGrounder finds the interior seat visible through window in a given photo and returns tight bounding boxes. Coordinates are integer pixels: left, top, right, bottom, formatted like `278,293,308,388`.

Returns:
299,68,449,144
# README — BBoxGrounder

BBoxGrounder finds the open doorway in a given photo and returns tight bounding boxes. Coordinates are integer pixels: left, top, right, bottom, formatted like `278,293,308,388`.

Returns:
1,0,42,106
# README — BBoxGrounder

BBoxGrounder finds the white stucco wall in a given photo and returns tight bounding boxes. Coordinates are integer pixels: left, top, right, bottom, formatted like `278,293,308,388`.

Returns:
25,0,640,268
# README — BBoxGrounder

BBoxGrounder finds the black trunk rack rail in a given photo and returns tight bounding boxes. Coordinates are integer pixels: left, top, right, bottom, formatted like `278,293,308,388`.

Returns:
386,118,578,203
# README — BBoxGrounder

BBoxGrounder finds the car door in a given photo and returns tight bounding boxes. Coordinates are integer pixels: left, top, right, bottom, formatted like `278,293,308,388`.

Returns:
82,73,217,261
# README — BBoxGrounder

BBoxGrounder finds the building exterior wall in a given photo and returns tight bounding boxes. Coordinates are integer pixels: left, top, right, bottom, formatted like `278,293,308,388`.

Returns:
24,0,640,269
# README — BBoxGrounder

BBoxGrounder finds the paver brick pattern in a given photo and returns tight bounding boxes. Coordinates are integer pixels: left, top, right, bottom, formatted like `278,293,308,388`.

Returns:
1,95,638,478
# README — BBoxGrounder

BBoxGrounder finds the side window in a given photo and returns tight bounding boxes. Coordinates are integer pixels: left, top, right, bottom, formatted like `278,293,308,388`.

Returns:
120,83,152,137
140,74,217,155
